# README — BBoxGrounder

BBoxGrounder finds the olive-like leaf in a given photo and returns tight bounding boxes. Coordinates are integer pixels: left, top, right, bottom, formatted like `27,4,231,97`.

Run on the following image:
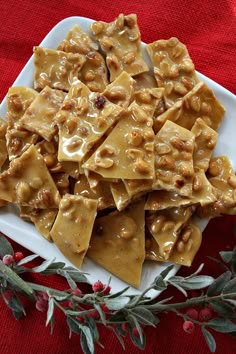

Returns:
170,275,214,290
17,254,39,266
0,234,14,258
0,261,33,296
152,275,167,291
159,264,175,279
222,277,236,295
86,316,100,342
8,292,26,315
40,262,66,274
67,316,81,336
207,271,232,296
211,300,235,318
80,326,95,354
57,269,77,289
105,296,130,310
62,267,88,283
202,327,216,353
208,318,236,333
131,306,159,326
46,297,54,327
127,315,146,350
220,251,233,263
31,259,56,273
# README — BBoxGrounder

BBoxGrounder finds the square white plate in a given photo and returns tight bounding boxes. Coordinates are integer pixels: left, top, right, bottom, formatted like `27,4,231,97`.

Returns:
0,16,235,297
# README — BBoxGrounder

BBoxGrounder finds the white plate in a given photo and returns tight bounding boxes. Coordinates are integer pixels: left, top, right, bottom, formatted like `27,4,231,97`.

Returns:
0,16,235,298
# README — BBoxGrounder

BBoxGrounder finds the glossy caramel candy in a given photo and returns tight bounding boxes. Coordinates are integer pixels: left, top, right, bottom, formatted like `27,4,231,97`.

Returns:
91,14,148,81
50,194,98,268
0,145,60,208
56,80,123,162
34,47,85,91
83,102,155,179
87,199,145,288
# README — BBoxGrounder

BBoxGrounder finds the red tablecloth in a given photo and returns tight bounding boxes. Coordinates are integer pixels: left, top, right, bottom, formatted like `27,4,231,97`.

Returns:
0,1,236,353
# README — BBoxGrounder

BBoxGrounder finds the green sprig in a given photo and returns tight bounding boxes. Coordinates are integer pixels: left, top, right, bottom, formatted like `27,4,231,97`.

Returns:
0,234,236,354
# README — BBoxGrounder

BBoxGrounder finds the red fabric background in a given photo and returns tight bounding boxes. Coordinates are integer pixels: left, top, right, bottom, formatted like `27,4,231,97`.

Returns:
0,0,236,353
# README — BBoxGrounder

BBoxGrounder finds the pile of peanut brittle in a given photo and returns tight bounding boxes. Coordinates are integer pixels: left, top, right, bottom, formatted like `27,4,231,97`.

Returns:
0,14,234,288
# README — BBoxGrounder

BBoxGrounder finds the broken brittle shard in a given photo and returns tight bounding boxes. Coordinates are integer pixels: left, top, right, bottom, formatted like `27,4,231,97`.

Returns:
83,102,155,179
0,144,60,208
50,194,98,268
87,199,146,288
91,14,149,81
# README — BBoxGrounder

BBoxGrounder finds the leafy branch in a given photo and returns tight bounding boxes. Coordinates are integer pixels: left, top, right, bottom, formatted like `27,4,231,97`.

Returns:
0,234,236,353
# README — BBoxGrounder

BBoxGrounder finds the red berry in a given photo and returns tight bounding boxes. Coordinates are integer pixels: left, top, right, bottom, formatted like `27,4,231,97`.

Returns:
35,298,48,312
103,285,111,295
183,320,195,334
101,304,109,313
199,307,213,322
92,280,104,292
185,308,198,321
2,254,14,265
132,327,140,338
71,288,82,297
14,251,24,262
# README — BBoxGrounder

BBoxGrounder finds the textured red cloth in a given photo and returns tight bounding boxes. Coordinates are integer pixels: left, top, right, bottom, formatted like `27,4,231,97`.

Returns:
0,0,236,353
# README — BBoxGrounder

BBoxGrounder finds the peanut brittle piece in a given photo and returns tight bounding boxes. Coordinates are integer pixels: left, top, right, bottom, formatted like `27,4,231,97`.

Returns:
207,156,234,179
110,180,132,211
191,118,218,171
198,156,236,217
146,206,194,261
57,25,108,92
146,222,202,266
146,37,199,108
50,194,98,268
57,24,99,54
154,120,195,196
83,102,155,179
168,223,202,266
91,14,149,81
87,199,145,288
145,169,216,210
74,174,115,210
52,173,70,196
133,88,164,116
0,145,60,208
36,137,61,173
0,118,8,169
103,71,135,108
20,206,58,241
6,125,39,161
19,86,66,141
6,86,38,127
6,87,39,160
145,190,189,211
154,82,225,133
60,161,80,179
123,178,153,198
33,47,85,91
79,51,108,93
133,72,157,91
56,80,123,162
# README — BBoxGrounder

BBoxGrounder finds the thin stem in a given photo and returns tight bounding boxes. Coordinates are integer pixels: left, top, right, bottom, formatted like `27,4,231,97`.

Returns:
145,292,236,311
